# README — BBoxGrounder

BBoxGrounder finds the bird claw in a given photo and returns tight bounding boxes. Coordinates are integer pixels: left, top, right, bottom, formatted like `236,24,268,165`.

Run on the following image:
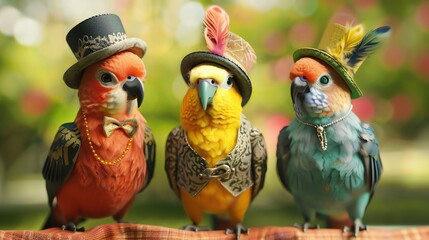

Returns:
225,223,249,240
294,222,320,232
116,219,129,224
343,219,367,237
181,224,211,232
61,222,85,232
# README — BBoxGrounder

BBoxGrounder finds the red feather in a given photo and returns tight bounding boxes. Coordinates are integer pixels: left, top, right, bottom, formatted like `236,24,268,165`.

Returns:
204,5,230,55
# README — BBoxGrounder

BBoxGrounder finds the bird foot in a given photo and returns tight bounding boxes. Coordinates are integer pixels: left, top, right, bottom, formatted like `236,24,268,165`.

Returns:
294,222,320,232
343,219,367,237
181,224,211,232
225,223,249,240
61,222,85,232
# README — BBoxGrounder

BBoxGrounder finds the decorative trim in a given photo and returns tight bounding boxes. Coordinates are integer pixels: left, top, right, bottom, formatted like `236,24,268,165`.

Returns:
74,32,127,59
295,105,353,151
169,116,254,197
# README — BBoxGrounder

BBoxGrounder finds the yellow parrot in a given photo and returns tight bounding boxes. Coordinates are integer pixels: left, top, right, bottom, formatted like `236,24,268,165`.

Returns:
165,5,267,239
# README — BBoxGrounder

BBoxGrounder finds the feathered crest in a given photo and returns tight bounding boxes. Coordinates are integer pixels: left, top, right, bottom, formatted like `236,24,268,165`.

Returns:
327,24,391,74
204,5,230,56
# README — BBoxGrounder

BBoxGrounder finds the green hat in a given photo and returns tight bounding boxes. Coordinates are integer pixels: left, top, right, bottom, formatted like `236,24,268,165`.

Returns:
293,23,391,99
64,14,147,89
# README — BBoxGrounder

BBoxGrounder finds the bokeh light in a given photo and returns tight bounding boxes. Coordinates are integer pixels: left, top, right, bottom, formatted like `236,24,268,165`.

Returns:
20,89,51,117
293,0,318,16
271,56,294,82
352,96,376,122
391,94,415,123
382,42,406,70
264,114,290,153
415,1,429,30
0,5,21,36
14,17,43,46
175,1,204,47
352,0,376,9
413,51,429,79
330,7,357,25
287,21,316,47
263,31,286,54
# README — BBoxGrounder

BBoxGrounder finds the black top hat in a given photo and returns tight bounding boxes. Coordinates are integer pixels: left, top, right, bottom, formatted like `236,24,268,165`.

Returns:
63,14,147,89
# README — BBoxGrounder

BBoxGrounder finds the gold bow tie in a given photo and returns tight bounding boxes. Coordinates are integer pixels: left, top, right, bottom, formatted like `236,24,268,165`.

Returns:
103,116,139,138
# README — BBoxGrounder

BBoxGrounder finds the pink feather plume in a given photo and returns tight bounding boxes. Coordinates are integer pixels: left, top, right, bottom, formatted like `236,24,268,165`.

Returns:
204,5,230,55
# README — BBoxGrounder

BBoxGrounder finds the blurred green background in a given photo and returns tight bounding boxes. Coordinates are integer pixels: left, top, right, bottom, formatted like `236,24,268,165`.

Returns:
0,0,428,231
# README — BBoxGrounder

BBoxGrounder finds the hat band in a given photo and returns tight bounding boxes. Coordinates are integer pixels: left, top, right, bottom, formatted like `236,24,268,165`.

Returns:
74,32,127,60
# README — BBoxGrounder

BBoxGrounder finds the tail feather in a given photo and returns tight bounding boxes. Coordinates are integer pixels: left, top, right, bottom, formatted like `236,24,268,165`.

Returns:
319,213,353,229
41,211,55,230
41,211,86,230
211,215,234,230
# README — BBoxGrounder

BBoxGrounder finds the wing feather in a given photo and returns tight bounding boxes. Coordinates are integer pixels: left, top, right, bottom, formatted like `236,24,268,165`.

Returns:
140,126,156,192
164,127,182,198
42,122,81,208
359,123,382,194
276,126,292,193
250,127,268,199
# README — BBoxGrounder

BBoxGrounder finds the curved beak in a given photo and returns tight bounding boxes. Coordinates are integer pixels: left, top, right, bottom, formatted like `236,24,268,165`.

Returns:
198,79,218,111
123,77,144,107
291,77,309,104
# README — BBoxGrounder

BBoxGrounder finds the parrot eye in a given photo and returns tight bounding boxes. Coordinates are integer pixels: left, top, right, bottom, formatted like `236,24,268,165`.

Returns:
320,76,329,84
101,73,113,83
220,75,234,90
318,74,332,87
97,70,118,87
127,75,137,81
226,76,233,86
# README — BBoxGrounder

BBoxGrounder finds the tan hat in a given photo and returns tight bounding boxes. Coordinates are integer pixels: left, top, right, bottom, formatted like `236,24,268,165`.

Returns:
293,23,391,99
63,14,147,89
180,5,256,106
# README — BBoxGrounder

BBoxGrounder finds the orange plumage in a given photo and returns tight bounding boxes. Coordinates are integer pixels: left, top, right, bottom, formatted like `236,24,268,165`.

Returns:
290,57,351,117
43,51,154,230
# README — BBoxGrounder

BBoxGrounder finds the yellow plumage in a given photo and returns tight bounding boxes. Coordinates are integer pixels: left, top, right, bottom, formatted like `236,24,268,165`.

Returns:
181,65,242,164
179,64,252,226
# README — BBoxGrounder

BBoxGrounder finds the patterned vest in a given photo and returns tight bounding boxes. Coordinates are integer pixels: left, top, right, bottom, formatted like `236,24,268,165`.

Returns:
172,117,254,197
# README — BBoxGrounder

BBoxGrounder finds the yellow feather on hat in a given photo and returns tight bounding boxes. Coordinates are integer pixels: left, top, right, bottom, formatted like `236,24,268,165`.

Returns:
327,24,365,74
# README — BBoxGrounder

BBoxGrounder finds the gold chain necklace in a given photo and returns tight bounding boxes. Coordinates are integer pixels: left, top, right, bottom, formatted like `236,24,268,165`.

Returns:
295,105,353,151
82,111,133,165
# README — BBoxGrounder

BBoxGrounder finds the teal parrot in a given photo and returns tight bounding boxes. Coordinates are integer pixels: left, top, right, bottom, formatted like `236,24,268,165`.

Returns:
276,23,389,236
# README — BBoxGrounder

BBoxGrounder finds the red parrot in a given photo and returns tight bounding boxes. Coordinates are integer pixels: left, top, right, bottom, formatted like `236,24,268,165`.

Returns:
41,14,155,231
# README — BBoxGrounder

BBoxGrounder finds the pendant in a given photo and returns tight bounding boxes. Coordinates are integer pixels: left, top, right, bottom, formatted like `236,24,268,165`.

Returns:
316,125,328,151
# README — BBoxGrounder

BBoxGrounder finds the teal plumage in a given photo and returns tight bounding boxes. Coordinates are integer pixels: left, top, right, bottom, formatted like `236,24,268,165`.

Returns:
278,45,383,236
277,111,382,235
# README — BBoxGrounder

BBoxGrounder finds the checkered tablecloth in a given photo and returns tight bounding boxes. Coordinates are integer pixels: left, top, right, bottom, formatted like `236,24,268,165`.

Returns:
0,224,428,239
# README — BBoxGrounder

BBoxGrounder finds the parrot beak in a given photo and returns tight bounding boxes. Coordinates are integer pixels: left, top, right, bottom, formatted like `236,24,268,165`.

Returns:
197,79,218,111
291,76,309,104
123,76,144,107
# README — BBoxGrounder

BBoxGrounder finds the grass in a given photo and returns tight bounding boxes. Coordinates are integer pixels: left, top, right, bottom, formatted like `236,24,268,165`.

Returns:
0,181,428,231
